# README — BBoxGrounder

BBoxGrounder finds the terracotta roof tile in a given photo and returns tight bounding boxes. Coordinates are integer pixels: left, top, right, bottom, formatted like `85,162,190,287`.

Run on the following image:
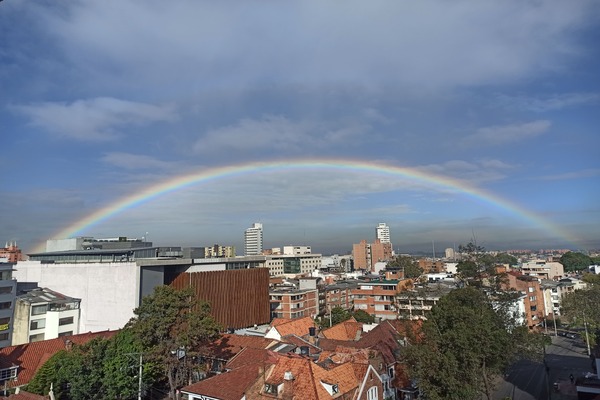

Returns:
2,390,48,400
181,363,264,400
279,334,320,354
244,354,363,399
198,334,276,360
321,319,363,341
225,347,279,370
271,316,316,338
0,330,117,388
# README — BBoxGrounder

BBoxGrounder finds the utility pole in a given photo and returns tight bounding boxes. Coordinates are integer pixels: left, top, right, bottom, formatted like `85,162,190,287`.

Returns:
126,352,144,400
138,353,143,400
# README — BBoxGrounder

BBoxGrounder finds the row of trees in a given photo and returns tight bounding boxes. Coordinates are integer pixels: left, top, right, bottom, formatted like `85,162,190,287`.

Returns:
27,286,221,399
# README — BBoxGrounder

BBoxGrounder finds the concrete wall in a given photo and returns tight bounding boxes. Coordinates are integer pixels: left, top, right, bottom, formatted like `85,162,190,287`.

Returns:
14,261,140,333
11,300,29,345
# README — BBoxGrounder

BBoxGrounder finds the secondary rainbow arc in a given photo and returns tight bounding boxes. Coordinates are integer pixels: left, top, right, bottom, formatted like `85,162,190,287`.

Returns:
33,158,580,252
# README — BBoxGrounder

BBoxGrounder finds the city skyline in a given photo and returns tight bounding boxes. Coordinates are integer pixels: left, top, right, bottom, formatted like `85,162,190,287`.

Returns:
1,1,599,254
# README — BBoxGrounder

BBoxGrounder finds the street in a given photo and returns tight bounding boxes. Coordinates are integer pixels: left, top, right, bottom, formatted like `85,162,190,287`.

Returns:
492,334,594,400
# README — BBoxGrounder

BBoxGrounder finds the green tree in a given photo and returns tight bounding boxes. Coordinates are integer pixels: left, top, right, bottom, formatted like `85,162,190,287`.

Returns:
582,273,600,286
127,285,221,398
456,260,479,282
493,253,518,266
404,287,544,400
352,309,375,324
387,255,422,278
102,329,160,399
27,338,110,399
318,306,352,328
560,252,592,272
27,349,76,399
561,285,600,347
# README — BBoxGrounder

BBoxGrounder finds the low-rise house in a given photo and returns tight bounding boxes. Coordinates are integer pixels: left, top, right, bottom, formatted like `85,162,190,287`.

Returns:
265,316,317,341
0,330,116,389
196,333,276,375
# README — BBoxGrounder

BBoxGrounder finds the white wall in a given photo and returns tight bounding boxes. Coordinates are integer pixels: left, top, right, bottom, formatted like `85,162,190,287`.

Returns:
14,261,140,333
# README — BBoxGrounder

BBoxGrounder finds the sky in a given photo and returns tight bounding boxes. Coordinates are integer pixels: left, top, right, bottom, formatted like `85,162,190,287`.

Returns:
1,1,599,255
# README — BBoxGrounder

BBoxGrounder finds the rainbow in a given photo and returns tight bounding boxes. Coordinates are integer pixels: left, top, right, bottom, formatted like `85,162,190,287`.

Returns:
33,158,579,252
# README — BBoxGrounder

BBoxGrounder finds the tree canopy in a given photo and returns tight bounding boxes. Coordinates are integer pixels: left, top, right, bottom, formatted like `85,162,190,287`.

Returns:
560,252,592,272
127,285,221,398
561,285,600,347
27,330,158,400
387,255,422,278
404,287,545,400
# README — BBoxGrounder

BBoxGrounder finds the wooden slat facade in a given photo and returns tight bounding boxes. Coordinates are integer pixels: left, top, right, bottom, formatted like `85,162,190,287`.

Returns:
170,268,271,329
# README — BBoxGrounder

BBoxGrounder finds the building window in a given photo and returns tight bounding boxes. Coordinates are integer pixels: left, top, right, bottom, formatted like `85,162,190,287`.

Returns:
59,316,74,326
58,331,73,337
529,296,536,301
528,287,534,293
0,286,12,294
0,366,17,381
530,306,537,312
0,302,11,310
0,333,9,342
31,305,47,315
367,386,378,400
30,319,46,330
29,333,45,342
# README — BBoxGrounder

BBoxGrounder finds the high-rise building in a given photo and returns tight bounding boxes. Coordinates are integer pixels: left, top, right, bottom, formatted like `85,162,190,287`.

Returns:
244,223,263,256
376,223,391,244
352,239,393,272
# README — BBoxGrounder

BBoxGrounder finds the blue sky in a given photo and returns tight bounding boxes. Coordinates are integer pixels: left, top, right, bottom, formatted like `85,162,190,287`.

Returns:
1,1,599,255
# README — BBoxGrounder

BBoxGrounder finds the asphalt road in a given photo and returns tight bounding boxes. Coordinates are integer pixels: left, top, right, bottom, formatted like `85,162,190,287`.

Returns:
492,334,593,400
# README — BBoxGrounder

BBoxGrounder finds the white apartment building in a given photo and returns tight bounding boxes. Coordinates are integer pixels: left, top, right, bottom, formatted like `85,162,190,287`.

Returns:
282,246,311,255
244,223,263,256
11,288,81,345
376,223,391,244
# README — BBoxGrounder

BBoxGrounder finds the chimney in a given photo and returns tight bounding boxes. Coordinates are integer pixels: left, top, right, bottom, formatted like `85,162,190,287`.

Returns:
283,371,295,399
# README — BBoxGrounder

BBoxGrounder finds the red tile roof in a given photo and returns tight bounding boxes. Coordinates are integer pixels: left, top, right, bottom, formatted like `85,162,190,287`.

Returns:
181,363,265,400
0,330,117,388
198,333,276,360
280,334,321,355
321,318,363,341
2,391,48,400
225,347,280,370
270,316,316,338
244,354,364,399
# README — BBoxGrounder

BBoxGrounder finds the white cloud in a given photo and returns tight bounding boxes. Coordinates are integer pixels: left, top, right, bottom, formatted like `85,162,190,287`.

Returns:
420,159,511,184
193,115,369,154
496,92,600,112
462,120,551,147
101,152,179,171
24,1,597,93
13,97,177,141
